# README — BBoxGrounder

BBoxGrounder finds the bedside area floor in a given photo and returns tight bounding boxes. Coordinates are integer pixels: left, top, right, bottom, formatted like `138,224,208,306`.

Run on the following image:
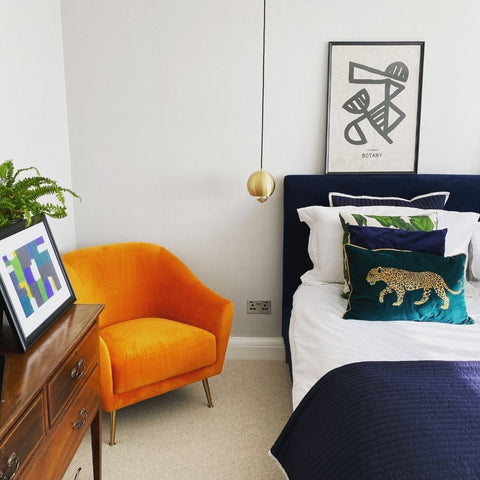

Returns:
63,359,292,480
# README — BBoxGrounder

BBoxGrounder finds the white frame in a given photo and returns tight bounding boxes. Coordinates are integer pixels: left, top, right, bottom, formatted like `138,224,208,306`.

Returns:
0,216,75,351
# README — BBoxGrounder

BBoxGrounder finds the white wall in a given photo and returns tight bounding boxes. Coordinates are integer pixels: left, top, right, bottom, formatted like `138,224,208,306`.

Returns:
0,1,75,252
60,0,480,340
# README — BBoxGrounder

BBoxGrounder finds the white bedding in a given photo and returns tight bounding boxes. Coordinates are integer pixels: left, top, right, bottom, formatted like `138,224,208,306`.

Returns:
290,281,480,410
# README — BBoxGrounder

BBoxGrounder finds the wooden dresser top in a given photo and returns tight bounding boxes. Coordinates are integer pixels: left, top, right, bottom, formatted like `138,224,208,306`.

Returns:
0,304,103,432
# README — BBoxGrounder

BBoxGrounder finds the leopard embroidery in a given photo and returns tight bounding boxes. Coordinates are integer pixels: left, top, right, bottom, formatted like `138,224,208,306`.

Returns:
366,267,463,310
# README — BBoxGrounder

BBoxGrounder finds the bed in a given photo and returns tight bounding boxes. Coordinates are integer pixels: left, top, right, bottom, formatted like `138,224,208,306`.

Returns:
271,174,480,479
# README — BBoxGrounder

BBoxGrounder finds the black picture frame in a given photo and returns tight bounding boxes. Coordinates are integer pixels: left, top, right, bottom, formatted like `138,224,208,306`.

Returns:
325,41,425,174
0,216,75,351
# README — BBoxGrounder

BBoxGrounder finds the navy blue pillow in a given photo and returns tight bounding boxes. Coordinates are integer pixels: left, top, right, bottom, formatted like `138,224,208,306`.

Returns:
347,225,447,256
329,191,449,209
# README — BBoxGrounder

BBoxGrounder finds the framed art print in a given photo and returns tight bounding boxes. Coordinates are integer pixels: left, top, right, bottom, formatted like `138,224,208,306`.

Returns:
0,216,75,351
325,41,424,174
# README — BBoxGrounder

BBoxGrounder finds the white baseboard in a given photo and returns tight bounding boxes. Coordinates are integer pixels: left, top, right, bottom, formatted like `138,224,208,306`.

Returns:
226,337,285,361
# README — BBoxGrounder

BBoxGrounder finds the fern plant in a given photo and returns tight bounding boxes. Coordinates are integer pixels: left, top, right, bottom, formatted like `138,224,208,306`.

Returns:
0,159,80,228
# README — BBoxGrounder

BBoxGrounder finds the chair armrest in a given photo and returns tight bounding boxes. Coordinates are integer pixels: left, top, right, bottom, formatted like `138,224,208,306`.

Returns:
160,276,233,368
154,247,234,345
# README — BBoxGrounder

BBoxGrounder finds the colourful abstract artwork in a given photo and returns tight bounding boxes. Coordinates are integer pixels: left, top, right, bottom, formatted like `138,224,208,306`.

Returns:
2,235,62,318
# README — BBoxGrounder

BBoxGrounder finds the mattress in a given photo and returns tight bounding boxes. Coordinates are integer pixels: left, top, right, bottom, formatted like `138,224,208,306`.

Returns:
289,280,480,409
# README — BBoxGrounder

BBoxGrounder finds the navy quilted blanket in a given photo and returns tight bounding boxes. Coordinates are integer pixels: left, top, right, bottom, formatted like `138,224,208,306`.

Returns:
271,361,480,479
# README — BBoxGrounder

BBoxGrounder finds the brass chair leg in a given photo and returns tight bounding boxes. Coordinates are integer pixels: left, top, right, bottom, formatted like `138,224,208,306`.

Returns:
202,378,213,408
109,410,117,446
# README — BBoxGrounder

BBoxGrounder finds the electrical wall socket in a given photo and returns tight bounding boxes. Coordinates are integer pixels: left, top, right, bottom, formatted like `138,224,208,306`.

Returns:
247,300,271,314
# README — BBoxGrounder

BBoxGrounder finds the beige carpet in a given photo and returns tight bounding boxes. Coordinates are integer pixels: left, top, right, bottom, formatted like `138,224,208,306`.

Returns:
63,360,292,480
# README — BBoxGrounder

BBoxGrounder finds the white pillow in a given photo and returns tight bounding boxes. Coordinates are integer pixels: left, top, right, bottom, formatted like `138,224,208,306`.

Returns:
437,210,479,257
298,205,479,285
298,205,436,284
468,222,480,280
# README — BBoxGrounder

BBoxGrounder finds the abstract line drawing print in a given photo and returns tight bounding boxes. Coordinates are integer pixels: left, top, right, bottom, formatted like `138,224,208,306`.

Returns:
3,236,62,318
343,61,409,145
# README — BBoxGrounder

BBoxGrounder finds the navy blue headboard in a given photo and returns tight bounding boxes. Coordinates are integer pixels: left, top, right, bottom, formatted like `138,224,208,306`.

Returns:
282,174,480,367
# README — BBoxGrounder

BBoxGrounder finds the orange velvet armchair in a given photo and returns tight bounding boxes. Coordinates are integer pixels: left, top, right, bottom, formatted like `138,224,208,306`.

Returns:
62,242,233,445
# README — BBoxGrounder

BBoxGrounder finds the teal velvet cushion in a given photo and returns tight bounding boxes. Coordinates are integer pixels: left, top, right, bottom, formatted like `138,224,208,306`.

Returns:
343,244,473,324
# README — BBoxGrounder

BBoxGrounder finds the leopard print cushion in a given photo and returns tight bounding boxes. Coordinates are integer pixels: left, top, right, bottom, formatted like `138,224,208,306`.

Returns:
343,244,473,324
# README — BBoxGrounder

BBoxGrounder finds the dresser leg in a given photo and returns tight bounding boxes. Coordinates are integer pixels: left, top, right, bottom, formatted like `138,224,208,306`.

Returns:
91,409,102,479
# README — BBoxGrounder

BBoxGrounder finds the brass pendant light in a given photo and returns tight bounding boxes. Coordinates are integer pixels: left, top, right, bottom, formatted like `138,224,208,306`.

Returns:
247,0,275,203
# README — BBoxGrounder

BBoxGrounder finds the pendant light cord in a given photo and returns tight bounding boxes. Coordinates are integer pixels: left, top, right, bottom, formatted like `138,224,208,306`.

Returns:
260,0,266,170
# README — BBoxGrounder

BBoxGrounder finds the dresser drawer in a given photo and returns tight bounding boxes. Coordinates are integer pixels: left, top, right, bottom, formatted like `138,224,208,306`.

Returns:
0,394,45,478
48,323,98,426
24,366,100,480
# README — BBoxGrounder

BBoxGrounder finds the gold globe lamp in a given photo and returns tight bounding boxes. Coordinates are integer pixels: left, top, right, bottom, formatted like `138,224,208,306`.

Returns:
247,0,275,204
247,169,275,203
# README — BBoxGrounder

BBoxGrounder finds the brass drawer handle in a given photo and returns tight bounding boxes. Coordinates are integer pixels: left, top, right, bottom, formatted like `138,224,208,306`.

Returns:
72,408,88,430
70,358,86,379
0,452,20,479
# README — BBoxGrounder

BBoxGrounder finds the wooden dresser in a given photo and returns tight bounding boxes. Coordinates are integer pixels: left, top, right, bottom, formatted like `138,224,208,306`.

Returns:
0,304,103,479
